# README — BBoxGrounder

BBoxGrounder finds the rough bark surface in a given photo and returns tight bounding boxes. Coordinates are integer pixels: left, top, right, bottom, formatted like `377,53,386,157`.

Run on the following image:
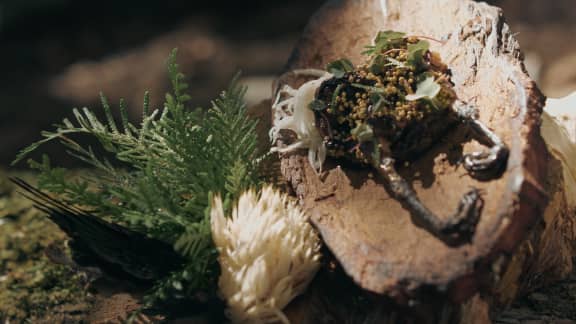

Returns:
274,0,549,303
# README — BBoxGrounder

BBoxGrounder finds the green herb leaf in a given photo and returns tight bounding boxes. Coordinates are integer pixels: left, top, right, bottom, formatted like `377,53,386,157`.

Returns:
330,84,343,108
309,99,327,111
406,40,430,68
363,30,406,56
351,83,385,93
369,55,386,74
351,123,375,143
369,92,390,114
361,45,376,56
376,30,407,43
326,58,355,78
405,75,441,101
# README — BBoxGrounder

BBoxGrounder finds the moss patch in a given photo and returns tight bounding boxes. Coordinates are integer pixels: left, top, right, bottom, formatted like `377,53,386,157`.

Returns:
0,170,93,322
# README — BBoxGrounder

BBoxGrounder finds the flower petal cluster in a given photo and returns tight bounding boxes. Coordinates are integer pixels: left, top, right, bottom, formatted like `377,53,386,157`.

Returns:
211,186,321,324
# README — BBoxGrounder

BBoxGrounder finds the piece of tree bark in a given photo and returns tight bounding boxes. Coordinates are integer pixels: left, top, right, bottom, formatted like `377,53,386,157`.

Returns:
490,95,576,306
274,0,553,308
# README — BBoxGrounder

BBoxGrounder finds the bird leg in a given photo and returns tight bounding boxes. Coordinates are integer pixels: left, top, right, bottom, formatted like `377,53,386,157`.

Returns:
456,101,510,178
377,157,483,246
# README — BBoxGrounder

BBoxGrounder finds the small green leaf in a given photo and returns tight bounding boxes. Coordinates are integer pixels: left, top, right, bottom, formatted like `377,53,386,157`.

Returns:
331,84,344,108
369,55,387,74
326,59,355,78
405,75,441,101
406,40,430,68
361,45,376,56
376,30,406,43
309,99,327,111
351,83,385,93
369,92,382,105
369,92,390,114
351,123,374,143
365,30,407,56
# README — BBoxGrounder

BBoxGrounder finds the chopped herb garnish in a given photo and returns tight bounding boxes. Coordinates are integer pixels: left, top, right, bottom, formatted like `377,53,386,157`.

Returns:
351,83,385,93
376,30,407,43
351,123,375,143
309,99,327,111
369,55,387,74
405,75,441,101
326,58,355,78
363,30,406,56
331,84,344,108
369,92,391,114
407,40,430,69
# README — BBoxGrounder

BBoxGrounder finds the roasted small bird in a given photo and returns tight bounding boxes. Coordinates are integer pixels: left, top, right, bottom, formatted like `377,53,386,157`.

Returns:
270,31,509,245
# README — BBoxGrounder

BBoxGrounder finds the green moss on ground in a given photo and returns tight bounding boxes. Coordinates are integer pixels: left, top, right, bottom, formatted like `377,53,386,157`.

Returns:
0,170,93,323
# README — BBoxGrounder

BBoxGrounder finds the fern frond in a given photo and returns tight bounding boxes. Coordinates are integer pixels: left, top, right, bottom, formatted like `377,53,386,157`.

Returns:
13,49,265,306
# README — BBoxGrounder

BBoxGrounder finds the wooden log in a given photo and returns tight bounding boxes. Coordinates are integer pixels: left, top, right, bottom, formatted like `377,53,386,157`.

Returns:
490,95,576,303
271,0,575,319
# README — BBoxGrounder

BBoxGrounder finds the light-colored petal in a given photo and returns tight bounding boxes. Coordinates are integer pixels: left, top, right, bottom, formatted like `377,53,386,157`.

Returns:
211,186,321,323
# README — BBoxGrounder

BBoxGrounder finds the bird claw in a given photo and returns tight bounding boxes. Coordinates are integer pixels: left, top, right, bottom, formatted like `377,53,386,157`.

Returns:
464,144,509,178
440,188,483,245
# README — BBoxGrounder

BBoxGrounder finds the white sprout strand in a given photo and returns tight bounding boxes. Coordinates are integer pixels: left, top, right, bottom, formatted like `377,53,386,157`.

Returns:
270,69,332,172
380,0,388,19
290,68,331,78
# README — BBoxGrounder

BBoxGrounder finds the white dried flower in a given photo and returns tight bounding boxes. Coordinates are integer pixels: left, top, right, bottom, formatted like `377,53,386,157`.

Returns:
542,92,576,207
211,186,321,324
269,69,333,172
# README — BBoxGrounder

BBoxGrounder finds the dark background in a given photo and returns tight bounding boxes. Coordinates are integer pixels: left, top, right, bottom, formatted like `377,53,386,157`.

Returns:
1,0,575,167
